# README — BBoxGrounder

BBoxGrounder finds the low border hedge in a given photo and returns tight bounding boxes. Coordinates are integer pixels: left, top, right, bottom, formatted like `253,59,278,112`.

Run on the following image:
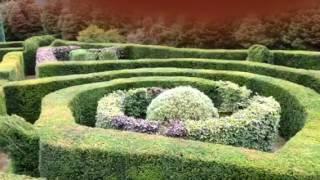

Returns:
273,50,320,70
37,59,320,93
51,39,320,70
50,39,248,60
23,35,55,75
34,76,320,179
0,41,23,48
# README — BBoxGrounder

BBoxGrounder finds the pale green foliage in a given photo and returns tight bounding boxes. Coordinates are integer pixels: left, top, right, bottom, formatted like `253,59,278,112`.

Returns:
98,47,119,60
147,86,219,122
69,49,97,61
77,25,125,43
186,96,281,151
95,91,126,128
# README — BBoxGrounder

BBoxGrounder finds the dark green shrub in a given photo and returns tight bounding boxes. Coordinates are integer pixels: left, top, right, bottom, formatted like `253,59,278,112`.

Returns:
0,115,39,177
123,88,153,118
0,41,23,48
23,35,55,75
247,44,274,63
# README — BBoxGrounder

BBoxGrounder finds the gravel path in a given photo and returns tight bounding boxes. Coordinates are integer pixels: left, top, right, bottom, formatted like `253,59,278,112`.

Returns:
0,152,9,172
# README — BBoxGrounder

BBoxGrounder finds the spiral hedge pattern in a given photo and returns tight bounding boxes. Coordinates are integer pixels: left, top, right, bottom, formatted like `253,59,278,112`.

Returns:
0,36,320,179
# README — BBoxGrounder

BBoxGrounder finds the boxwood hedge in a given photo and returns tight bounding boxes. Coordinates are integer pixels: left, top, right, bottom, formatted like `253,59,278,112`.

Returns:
33,76,320,179
50,39,320,70
23,35,55,75
37,59,320,93
0,41,23,48
4,65,319,139
0,115,39,177
50,39,248,60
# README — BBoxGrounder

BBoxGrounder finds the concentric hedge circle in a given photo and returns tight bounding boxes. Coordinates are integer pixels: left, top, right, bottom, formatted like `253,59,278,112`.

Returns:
34,73,320,179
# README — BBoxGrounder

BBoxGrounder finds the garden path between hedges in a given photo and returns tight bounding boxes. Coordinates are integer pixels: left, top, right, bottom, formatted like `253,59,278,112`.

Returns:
0,152,9,172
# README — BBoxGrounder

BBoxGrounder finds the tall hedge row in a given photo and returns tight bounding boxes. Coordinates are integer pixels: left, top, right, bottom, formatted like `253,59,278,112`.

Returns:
34,76,320,179
0,116,39,177
23,35,55,75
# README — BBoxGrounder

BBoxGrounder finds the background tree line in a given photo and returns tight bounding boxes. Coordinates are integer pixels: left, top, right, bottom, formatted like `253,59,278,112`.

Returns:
1,0,320,50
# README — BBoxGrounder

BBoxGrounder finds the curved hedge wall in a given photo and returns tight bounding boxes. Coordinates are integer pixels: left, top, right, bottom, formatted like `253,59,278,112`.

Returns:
4,66,317,139
51,39,320,70
23,35,55,75
37,59,320,92
34,76,320,179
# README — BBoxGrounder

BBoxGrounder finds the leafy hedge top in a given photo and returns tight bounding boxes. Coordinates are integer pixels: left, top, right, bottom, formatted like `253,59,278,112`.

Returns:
35,75,320,178
50,39,320,70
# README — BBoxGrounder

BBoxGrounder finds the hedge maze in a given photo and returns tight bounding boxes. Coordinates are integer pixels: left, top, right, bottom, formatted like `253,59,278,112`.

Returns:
0,36,320,179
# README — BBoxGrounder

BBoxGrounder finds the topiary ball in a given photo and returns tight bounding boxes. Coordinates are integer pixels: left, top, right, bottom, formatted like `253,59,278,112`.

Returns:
146,86,219,122
247,44,274,64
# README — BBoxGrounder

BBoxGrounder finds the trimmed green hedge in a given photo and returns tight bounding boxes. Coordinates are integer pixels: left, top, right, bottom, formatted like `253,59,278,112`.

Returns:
51,39,320,70
50,39,248,60
4,68,309,139
0,41,23,48
37,59,320,93
0,115,39,177
0,52,25,81
0,48,23,61
34,76,320,179
273,50,320,70
23,35,55,75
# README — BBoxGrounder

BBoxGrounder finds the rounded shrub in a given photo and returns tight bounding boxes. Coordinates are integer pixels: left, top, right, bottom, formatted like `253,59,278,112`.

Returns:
247,44,274,64
146,86,219,122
